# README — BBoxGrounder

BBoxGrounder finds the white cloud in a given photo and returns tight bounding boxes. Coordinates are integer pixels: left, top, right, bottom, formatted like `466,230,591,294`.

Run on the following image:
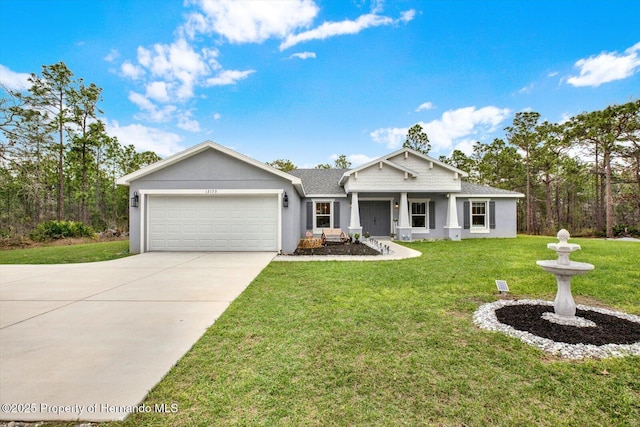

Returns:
371,106,511,153
0,65,31,91
120,61,145,80
145,81,171,103
128,91,177,122
567,41,640,87
183,0,319,44
180,10,208,39
135,38,219,100
182,1,415,53
399,9,416,23
106,120,184,158
279,9,415,50
348,153,377,166
287,51,317,60
177,111,201,132
415,102,434,112
452,139,475,156
370,126,408,150
517,83,534,94
128,91,155,111
122,32,256,128
120,6,266,129
213,112,221,120
104,49,120,62
206,69,255,86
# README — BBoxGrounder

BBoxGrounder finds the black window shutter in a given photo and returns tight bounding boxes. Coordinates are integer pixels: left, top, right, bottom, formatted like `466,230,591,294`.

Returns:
463,201,470,229
489,201,496,229
334,201,340,228
306,201,313,230
429,201,436,229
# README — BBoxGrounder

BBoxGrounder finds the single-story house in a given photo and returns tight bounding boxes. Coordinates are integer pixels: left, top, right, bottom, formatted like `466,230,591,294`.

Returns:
117,140,524,253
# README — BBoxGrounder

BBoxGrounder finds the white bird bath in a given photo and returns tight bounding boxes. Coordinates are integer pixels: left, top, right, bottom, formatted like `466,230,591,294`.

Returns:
536,229,594,319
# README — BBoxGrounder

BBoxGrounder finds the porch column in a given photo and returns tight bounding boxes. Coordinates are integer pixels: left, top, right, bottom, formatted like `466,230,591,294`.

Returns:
444,193,462,241
348,192,362,238
396,192,412,241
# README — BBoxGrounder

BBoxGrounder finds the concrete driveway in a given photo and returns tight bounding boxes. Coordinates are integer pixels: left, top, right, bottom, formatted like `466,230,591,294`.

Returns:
0,252,275,422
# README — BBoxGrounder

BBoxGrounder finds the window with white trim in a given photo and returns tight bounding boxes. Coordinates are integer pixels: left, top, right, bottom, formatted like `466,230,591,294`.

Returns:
314,201,332,229
472,202,486,227
409,199,429,230
470,200,489,232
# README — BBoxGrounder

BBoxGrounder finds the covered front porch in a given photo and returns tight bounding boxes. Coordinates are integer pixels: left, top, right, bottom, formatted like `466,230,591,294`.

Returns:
347,191,462,241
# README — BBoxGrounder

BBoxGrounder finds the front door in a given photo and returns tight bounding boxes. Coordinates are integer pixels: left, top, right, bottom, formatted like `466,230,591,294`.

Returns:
359,201,391,237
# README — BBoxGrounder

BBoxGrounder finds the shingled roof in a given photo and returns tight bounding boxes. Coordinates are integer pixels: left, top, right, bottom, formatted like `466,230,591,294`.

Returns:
288,168,523,198
288,169,348,195
460,181,524,197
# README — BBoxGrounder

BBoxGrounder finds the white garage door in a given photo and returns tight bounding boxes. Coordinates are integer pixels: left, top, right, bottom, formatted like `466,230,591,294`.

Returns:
147,195,278,251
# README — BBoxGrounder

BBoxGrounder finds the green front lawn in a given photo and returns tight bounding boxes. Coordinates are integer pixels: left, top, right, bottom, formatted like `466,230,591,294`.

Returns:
0,240,130,264
111,236,639,426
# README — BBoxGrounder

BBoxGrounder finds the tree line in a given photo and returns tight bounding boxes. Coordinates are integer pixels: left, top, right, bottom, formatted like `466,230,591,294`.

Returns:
1,62,638,240
438,104,640,238
0,62,160,237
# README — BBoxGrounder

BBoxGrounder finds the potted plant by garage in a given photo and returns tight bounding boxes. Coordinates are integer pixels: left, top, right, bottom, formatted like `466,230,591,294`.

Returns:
354,233,360,244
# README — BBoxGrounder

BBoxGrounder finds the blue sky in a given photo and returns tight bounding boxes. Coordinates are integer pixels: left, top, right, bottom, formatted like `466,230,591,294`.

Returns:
1,0,639,167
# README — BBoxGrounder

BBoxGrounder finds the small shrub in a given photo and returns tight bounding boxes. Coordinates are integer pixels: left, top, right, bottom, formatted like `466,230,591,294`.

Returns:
29,220,96,242
613,224,639,238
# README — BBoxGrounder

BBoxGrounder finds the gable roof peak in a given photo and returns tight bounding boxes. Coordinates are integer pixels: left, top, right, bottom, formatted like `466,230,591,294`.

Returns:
116,140,302,191
339,147,468,185
388,147,468,175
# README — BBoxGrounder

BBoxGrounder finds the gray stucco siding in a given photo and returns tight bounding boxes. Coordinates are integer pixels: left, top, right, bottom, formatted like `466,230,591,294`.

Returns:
282,190,302,252
458,198,518,239
134,148,286,185
128,148,301,253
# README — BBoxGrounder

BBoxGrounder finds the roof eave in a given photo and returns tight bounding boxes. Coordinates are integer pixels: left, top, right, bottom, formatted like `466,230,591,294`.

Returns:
303,193,348,198
457,192,525,198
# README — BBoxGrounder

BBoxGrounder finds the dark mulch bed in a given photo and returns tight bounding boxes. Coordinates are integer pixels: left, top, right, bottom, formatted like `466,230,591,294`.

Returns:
293,243,381,256
495,304,640,345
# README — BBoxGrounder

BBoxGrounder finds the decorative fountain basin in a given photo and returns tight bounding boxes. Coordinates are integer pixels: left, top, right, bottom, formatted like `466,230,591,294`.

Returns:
536,229,594,318
473,227,640,359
